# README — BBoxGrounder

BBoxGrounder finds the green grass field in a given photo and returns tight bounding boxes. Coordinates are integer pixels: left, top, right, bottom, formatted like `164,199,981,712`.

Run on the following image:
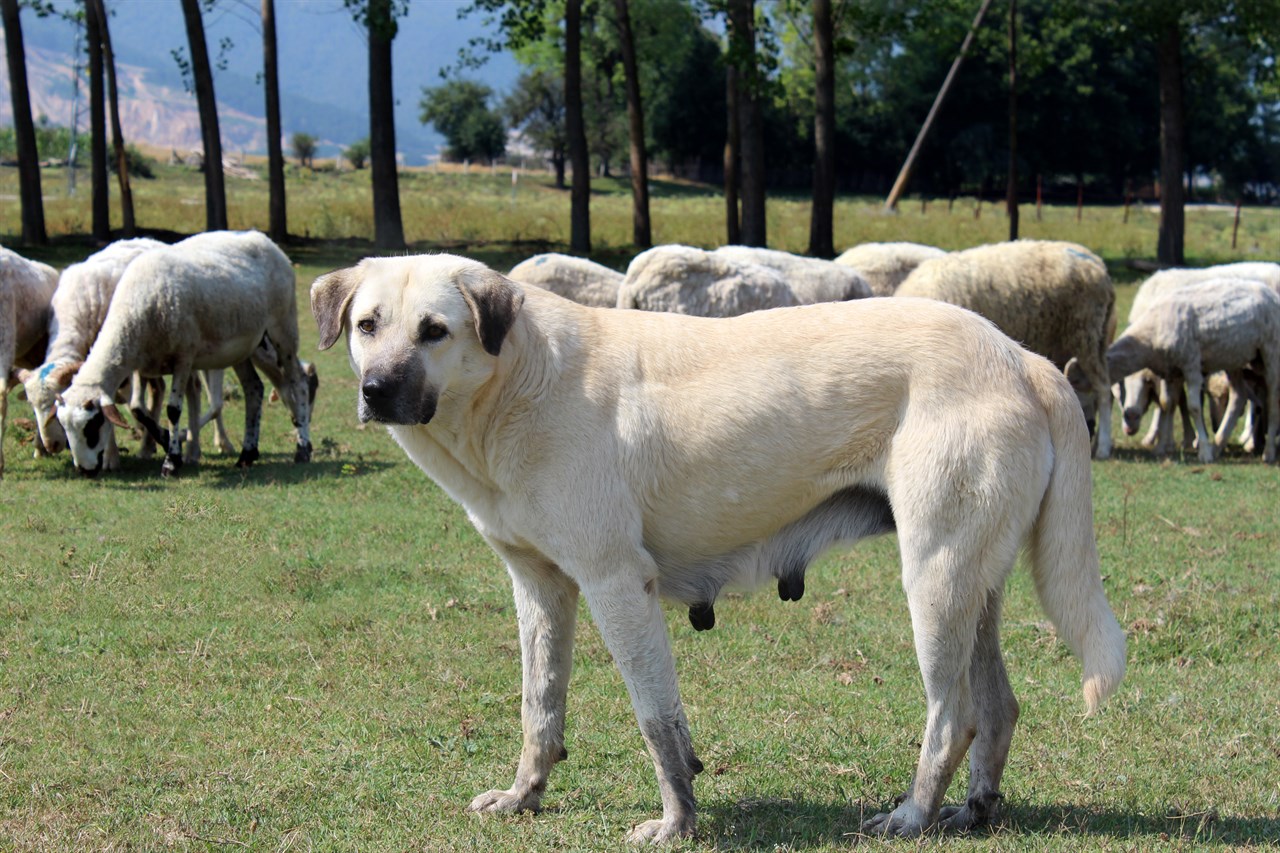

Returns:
1,164,1279,850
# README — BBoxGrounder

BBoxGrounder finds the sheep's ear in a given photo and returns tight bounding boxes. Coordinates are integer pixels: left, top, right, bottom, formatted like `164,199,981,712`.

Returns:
99,395,130,428
456,268,525,357
311,267,361,351
48,361,84,388
43,411,59,430
14,367,33,385
1064,357,1090,392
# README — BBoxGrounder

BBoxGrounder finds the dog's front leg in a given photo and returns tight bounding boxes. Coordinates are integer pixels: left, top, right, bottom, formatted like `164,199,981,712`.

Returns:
581,572,702,844
469,548,579,816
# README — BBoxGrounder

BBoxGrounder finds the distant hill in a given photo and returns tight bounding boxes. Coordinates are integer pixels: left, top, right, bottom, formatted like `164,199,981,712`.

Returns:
0,0,521,164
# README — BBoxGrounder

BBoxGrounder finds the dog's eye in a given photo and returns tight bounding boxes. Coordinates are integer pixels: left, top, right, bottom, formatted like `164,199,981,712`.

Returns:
357,318,376,335
419,319,449,344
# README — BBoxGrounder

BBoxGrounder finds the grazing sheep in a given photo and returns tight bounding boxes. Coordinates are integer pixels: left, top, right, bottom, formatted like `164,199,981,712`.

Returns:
896,240,1117,458
56,230,313,477
508,253,623,308
618,244,799,317
712,246,873,303
833,241,947,296
1106,278,1280,464
1,246,59,477
1120,262,1280,452
16,238,234,469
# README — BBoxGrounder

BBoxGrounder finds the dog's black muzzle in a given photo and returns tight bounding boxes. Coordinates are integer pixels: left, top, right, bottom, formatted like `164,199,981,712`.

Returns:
359,371,437,425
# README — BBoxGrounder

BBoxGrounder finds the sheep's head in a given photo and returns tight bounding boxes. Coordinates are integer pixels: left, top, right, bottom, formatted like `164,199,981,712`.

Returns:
19,361,82,454
55,385,129,477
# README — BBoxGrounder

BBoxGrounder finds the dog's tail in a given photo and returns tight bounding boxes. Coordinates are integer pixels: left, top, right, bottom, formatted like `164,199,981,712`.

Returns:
1025,353,1127,715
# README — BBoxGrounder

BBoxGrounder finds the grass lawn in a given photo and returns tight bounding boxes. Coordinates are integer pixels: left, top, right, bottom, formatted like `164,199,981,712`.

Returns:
1,164,1278,850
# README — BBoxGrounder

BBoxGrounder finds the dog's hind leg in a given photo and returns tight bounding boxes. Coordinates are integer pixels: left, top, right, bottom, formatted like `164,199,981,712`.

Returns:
862,548,982,838
938,586,1019,831
579,565,702,844
469,545,579,816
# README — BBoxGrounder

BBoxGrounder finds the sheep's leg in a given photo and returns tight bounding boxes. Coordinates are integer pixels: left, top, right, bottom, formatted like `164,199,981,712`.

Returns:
1263,353,1279,464
129,374,167,459
0,374,8,478
183,373,203,464
1177,385,1195,449
231,359,264,468
161,365,193,477
1212,370,1248,452
1154,380,1179,456
200,370,236,455
252,340,313,464
1184,368,1215,464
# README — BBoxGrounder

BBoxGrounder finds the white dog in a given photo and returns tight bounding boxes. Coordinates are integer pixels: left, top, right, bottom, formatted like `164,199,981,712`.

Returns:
311,254,1125,842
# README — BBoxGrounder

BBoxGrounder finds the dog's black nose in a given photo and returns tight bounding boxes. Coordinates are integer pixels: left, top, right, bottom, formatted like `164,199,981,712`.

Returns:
362,376,395,404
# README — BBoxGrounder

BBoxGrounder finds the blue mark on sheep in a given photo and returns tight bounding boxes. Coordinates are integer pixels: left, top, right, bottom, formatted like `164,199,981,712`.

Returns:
1067,248,1100,266
38,362,56,383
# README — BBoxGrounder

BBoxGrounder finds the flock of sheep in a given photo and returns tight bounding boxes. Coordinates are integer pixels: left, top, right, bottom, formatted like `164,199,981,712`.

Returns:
2,232,1278,480
510,241,1280,464
1,231,315,479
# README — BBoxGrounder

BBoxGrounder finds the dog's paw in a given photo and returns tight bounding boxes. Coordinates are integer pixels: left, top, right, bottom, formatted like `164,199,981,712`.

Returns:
467,787,541,815
937,791,1001,832
626,816,694,844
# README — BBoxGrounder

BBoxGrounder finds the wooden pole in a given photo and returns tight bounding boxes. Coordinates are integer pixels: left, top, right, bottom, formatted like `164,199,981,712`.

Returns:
1006,0,1018,240
1232,199,1242,249
884,0,995,211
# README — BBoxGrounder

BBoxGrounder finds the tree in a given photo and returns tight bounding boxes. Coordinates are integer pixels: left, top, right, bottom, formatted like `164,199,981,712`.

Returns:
727,0,766,247
614,0,650,248
565,0,591,252
262,0,287,242
808,0,835,258
419,79,507,162
505,68,567,187
724,61,740,244
84,0,109,242
291,132,317,168
2,0,47,245
88,0,135,237
344,137,371,170
180,0,228,231
347,0,406,249
1006,0,1018,241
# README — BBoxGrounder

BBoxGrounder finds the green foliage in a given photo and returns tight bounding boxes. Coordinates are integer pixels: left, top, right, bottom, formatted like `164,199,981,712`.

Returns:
343,137,371,170
291,132,317,168
504,68,567,167
419,79,507,163
107,143,157,180
0,117,80,165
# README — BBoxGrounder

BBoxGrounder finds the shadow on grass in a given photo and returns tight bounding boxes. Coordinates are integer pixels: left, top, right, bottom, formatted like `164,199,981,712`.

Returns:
203,455,395,488
693,798,1279,847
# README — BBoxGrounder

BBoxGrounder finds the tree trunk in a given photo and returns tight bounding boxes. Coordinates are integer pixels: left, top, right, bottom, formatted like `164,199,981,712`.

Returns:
262,0,287,243
729,0,766,247
1156,17,1185,265
85,0,109,242
1006,0,1019,241
724,62,740,245
91,0,134,236
180,0,227,231
565,0,591,253
2,0,47,245
615,0,651,249
367,0,405,249
552,150,566,189
808,0,835,258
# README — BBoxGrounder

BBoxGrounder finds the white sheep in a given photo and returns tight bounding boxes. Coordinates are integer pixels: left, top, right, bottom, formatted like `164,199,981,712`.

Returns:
56,230,314,477
1,246,59,477
896,240,1117,458
618,244,799,317
1106,278,1280,464
712,245,873,303
833,241,947,296
508,253,623,308
17,238,234,469
1120,262,1280,452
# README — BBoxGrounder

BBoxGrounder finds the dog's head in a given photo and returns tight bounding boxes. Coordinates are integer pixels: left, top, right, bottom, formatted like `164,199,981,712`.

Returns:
311,254,524,426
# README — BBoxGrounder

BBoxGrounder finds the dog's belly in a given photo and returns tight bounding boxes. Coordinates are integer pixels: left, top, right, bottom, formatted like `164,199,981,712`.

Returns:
651,485,896,610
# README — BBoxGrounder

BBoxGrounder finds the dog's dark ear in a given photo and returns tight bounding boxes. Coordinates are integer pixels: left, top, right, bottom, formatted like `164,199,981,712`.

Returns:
457,268,525,357
311,268,361,351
